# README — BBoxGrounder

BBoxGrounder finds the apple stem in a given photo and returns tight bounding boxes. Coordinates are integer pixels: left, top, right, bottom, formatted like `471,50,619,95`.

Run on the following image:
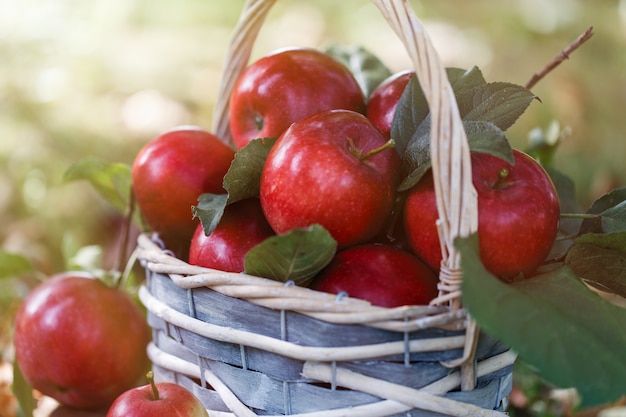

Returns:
358,139,396,162
146,371,160,401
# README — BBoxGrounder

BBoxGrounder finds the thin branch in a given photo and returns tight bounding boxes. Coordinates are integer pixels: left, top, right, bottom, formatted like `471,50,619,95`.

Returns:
525,26,594,90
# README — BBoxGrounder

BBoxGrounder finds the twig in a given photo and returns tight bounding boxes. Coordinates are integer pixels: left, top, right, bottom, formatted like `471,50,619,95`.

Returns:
114,187,136,289
525,26,594,90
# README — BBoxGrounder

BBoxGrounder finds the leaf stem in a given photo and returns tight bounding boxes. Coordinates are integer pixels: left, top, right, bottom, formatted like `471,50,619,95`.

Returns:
560,213,598,219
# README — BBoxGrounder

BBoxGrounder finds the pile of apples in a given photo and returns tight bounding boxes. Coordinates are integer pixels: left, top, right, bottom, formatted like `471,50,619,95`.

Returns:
12,46,561,415
132,46,560,306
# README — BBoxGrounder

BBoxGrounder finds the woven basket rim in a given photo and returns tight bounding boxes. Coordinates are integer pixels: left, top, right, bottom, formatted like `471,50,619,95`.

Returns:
137,232,469,332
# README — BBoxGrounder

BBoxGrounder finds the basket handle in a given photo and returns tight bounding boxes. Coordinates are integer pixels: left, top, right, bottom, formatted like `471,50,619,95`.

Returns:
211,0,480,387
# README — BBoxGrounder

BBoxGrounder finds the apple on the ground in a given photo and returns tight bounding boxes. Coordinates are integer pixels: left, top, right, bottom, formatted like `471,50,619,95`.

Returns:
13,272,151,410
106,372,208,417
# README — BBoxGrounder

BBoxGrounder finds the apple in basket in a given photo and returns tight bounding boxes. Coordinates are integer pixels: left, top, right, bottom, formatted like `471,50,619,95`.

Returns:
131,126,235,257
310,243,439,307
13,272,151,410
366,69,415,139
189,198,275,272
106,372,208,417
259,109,401,249
404,149,560,281
228,47,367,149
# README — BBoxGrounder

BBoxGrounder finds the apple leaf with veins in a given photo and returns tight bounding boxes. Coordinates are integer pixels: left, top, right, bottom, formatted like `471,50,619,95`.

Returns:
244,224,337,286
223,137,277,204
63,156,132,214
392,67,534,191
192,137,276,236
457,233,626,408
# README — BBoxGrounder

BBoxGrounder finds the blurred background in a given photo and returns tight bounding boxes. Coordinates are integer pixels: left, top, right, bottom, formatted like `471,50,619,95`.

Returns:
1,0,625,414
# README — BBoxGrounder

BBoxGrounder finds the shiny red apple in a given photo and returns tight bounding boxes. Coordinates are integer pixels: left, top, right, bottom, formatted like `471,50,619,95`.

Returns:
404,149,560,281
106,372,208,417
259,109,400,249
131,126,235,256
310,243,439,307
366,70,414,138
228,47,366,149
13,272,151,409
188,198,275,272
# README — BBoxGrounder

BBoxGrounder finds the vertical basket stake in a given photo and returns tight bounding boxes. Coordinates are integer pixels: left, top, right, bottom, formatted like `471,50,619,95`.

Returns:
372,0,479,390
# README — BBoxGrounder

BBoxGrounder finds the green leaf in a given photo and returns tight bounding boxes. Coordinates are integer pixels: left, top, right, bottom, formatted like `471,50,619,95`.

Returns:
397,120,513,192
325,43,392,98
63,157,131,213
390,66,486,158
244,224,337,286
456,82,535,130
0,251,34,280
457,234,626,407
601,200,626,233
446,66,487,95
565,232,626,297
580,187,626,234
575,230,626,252
12,360,35,417
462,120,514,163
223,137,276,204
390,75,430,157
192,193,228,236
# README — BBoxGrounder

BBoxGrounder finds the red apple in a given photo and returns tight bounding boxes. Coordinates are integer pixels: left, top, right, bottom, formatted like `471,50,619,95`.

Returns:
310,243,439,307
259,109,400,249
403,149,560,281
188,198,275,272
131,126,235,256
106,372,208,417
13,272,151,409
228,47,366,149
366,70,414,138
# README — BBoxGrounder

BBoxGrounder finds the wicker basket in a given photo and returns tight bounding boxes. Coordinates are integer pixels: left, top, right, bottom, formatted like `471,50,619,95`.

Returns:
136,0,516,415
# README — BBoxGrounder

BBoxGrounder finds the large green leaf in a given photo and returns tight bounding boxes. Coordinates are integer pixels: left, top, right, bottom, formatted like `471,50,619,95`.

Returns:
390,66,487,157
565,232,626,298
397,120,513,192
63,157,131,213
244,224,337,286
223,137,276,204
457,234,626,407
193,137,275,236
456,82,535,130
325,43,392,99
0,251,33,280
